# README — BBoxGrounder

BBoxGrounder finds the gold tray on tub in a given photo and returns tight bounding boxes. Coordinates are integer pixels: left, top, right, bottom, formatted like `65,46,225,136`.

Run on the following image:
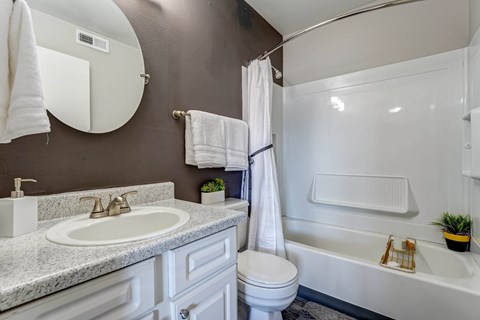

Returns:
379,235,416,273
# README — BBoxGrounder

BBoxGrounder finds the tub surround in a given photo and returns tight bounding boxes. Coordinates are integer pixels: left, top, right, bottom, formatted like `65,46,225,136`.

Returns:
0,183,245,312
281,50,464,245
467,21,480,259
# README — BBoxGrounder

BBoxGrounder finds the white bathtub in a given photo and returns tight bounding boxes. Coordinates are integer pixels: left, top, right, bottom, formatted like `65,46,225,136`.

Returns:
283,217,480,320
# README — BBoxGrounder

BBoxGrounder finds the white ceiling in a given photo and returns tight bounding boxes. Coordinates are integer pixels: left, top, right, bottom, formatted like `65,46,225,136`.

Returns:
246,0,378,36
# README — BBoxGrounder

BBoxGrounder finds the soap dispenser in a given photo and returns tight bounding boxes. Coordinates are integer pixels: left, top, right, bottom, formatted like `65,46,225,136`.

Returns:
0,178,38,237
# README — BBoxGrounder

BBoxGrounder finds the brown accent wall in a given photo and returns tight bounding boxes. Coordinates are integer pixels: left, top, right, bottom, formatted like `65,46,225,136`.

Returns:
0,0,282,202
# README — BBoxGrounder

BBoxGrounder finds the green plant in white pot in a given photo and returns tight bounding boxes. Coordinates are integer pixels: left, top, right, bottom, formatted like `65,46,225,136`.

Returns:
432,212,472,252
201,178,225,205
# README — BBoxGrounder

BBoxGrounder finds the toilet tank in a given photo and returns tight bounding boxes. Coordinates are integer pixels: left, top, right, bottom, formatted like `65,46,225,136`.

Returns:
206,198,249,250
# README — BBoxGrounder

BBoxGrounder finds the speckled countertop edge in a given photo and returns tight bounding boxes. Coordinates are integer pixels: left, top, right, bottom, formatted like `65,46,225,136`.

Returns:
0,198,245,312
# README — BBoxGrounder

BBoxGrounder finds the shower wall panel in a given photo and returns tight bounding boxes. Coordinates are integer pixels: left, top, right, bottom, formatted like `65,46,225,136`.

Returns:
282,50,465,244
467,27,480,255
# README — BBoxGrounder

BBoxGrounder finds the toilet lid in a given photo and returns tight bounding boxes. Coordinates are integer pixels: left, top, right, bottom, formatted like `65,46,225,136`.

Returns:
237,250,297,287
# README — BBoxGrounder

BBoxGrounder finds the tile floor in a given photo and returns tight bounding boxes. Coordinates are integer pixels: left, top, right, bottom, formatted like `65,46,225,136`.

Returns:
282,297,357,320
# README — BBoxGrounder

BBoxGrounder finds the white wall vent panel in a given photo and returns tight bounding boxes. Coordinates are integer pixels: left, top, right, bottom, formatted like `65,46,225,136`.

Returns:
76,29,110,53
311,174,409,213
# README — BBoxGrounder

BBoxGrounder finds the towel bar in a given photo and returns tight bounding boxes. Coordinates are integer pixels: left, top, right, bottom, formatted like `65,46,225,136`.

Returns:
172,110,190,119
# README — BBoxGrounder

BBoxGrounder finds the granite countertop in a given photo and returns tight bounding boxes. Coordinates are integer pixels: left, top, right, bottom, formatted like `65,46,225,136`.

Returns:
0,198,245,312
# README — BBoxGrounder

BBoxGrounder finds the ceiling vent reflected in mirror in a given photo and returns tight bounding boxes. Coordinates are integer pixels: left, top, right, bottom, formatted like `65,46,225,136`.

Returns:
76,29,110,53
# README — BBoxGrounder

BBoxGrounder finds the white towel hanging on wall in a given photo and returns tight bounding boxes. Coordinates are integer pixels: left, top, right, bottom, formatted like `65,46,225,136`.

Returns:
0,0,14,133
0,0,50,143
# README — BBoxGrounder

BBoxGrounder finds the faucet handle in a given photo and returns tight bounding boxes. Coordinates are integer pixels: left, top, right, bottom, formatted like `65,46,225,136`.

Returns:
119,191,138,209
80,196,108,219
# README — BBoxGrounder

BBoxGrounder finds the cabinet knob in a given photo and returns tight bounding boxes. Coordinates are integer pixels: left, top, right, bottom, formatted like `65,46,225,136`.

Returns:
179,309,190,319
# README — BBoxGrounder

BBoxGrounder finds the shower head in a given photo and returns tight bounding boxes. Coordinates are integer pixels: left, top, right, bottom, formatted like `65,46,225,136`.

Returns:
271,66,283,79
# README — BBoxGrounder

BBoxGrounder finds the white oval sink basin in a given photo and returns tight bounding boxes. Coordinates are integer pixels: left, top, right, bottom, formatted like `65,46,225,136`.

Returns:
46,206,190,246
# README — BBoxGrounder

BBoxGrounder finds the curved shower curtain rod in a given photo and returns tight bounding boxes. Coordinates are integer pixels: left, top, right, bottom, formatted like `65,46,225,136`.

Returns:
257,0,425,61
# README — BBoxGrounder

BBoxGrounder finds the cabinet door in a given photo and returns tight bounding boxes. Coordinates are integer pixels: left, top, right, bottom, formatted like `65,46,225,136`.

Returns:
170,265,237,320
3,259,155,320
169,227,236,297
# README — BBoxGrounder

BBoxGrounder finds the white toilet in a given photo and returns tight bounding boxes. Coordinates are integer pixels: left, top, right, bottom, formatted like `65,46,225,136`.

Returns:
208,198,299,320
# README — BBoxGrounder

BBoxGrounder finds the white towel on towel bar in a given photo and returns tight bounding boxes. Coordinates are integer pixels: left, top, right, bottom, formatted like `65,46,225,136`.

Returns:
225,117,248,171
185,110,226,168
0,0,50,143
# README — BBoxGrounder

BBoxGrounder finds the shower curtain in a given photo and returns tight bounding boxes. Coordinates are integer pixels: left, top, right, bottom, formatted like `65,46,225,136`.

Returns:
243,58,286,258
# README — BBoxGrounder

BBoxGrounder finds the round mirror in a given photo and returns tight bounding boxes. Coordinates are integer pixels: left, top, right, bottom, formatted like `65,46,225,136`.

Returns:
26,0,145,133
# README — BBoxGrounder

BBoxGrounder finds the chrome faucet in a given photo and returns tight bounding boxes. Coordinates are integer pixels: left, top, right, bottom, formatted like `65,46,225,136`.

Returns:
80,191,138,219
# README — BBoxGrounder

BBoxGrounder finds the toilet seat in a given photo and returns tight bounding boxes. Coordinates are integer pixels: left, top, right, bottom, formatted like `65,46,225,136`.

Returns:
237,250,298,288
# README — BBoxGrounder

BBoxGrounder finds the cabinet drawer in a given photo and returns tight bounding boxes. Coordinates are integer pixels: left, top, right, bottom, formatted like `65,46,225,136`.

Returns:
170,265,237,320
4,259,155,320
168,227,236,297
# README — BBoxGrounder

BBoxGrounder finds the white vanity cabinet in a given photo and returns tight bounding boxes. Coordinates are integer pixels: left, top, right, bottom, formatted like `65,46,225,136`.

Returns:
165,227,237,320
0,227,238,320
0,259,156,320
170,265,237,320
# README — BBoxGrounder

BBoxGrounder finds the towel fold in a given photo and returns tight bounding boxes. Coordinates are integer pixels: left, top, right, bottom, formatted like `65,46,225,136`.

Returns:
0,0,14,137
225,117,248,171
185,115,196,166
185,110,226,168
0,0,50,143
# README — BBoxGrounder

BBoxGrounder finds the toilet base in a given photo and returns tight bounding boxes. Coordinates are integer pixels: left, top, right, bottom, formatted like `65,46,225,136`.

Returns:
239,298,284,320
238,276,298,320
238,299,249,320
248,308,283,320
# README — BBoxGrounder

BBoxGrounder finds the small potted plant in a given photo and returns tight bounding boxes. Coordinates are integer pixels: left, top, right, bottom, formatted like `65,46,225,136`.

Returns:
200,178,225,205
432,212,472,252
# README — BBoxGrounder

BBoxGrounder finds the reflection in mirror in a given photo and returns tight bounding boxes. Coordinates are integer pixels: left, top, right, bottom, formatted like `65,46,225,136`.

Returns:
26,0,146,133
